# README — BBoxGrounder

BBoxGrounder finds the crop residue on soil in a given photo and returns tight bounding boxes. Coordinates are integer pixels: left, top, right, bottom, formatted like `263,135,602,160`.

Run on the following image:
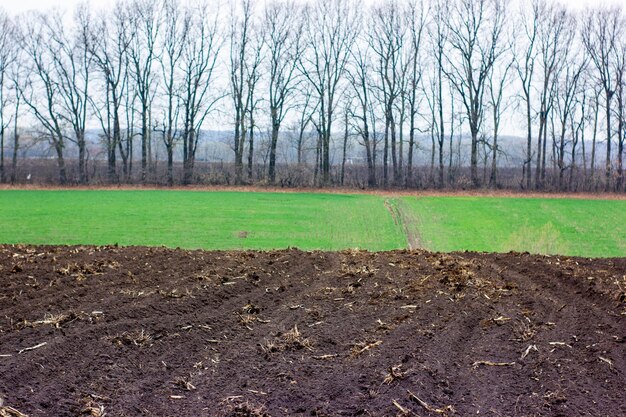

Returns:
0,245,624,416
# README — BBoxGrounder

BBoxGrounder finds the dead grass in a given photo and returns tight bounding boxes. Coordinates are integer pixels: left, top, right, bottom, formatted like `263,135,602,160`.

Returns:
383,364,408,384
260,325,312,356
407,390,456,416
513,318,537,342
219,397,271,417
350,340,382,358
242,302,261,314
0,406,29,417
108,329,153,347
281,325,312,350
80,401,106,417
23,312,75,329
173,376,196,391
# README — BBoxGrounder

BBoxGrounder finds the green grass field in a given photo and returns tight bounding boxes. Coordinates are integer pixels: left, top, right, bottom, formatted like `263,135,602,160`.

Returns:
401,196,626,258
0,190,406,251
0,190,624,257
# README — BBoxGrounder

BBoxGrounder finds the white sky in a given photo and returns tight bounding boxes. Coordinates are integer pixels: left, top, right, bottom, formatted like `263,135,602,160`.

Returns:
2,0,626,15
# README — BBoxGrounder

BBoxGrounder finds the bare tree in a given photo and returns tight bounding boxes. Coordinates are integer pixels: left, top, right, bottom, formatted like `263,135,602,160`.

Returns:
300,0,358,185
582,6,622,191
90,4,132,182
9,67,21,184
180,2,222,185
427,0,450,188
294,85,317,166
614,35,626,191
534,1,570,189
159,0,189,185
405,0,426,186
514,1,539,189
445,0,506,187
265,0,303,184
18,12,70,184
229,0,258,184
487,37,514,187
127,0,161,183
43,7,93,184
348,43,377,187
569,85,588,190
552,18,584,190
369,0,406,186
0,10,16,183
6,0,626,192
587,85,601,188
245,29,263,182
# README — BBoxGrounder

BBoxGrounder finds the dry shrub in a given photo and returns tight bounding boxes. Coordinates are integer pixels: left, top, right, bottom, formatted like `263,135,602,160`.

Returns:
108,329,153,347
22,312,76,329
260,325,312,357
219,399,271,417
383,364,408,384
513,318,536,342
350,340,382,358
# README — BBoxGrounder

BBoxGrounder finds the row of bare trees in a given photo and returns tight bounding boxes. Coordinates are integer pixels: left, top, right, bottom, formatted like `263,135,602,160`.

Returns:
1,0,626,191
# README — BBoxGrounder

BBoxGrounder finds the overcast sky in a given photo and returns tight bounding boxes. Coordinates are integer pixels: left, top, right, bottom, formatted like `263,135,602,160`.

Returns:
3,0,626,15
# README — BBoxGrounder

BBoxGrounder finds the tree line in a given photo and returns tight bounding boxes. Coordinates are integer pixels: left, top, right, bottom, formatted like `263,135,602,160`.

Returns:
0,0,625,191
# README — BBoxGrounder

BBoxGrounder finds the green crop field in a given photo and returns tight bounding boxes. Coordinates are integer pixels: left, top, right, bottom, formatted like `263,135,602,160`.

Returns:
400,196,626,258
0,190,406,251
0,190,624,257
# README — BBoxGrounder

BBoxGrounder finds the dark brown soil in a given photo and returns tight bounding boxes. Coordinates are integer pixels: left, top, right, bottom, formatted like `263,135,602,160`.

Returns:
0,245,624,416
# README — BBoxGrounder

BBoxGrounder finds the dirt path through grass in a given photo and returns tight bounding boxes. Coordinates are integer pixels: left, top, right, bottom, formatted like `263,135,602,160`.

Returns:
384,198,422,249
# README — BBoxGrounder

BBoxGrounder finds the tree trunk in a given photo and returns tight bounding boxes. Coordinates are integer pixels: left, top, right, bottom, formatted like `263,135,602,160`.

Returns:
470,129,479,187
167,144,174,187
78,133,86,185
617,115,624,191
54,139,67,184
430,131,435,185
605,91,612,191
341,114,348,186
390,110,398,185
407,116,415,187
398,109,404,186
569,127,578,191
109,92,120,183
322,136,330,185
166,129,174,187
558,125,566,190
268,121,279,184
490,129,498,187
438,137,444,189
365,136,375,187
247,126,254,182
313,129,321,185
183,129,196,185
10,108,18,184
581,126,587,186
541,117,548,186
0,124,4,183
525,97,532,189
141,104,148,183
383,120,389,187
591,99,598,189
536,110,545,189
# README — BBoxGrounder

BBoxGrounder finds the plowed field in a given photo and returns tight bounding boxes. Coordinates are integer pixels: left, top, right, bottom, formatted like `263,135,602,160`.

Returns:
1,245,624,416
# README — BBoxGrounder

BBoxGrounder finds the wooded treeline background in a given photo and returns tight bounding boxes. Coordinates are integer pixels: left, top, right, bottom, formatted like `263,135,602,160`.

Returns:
0,0,625,191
